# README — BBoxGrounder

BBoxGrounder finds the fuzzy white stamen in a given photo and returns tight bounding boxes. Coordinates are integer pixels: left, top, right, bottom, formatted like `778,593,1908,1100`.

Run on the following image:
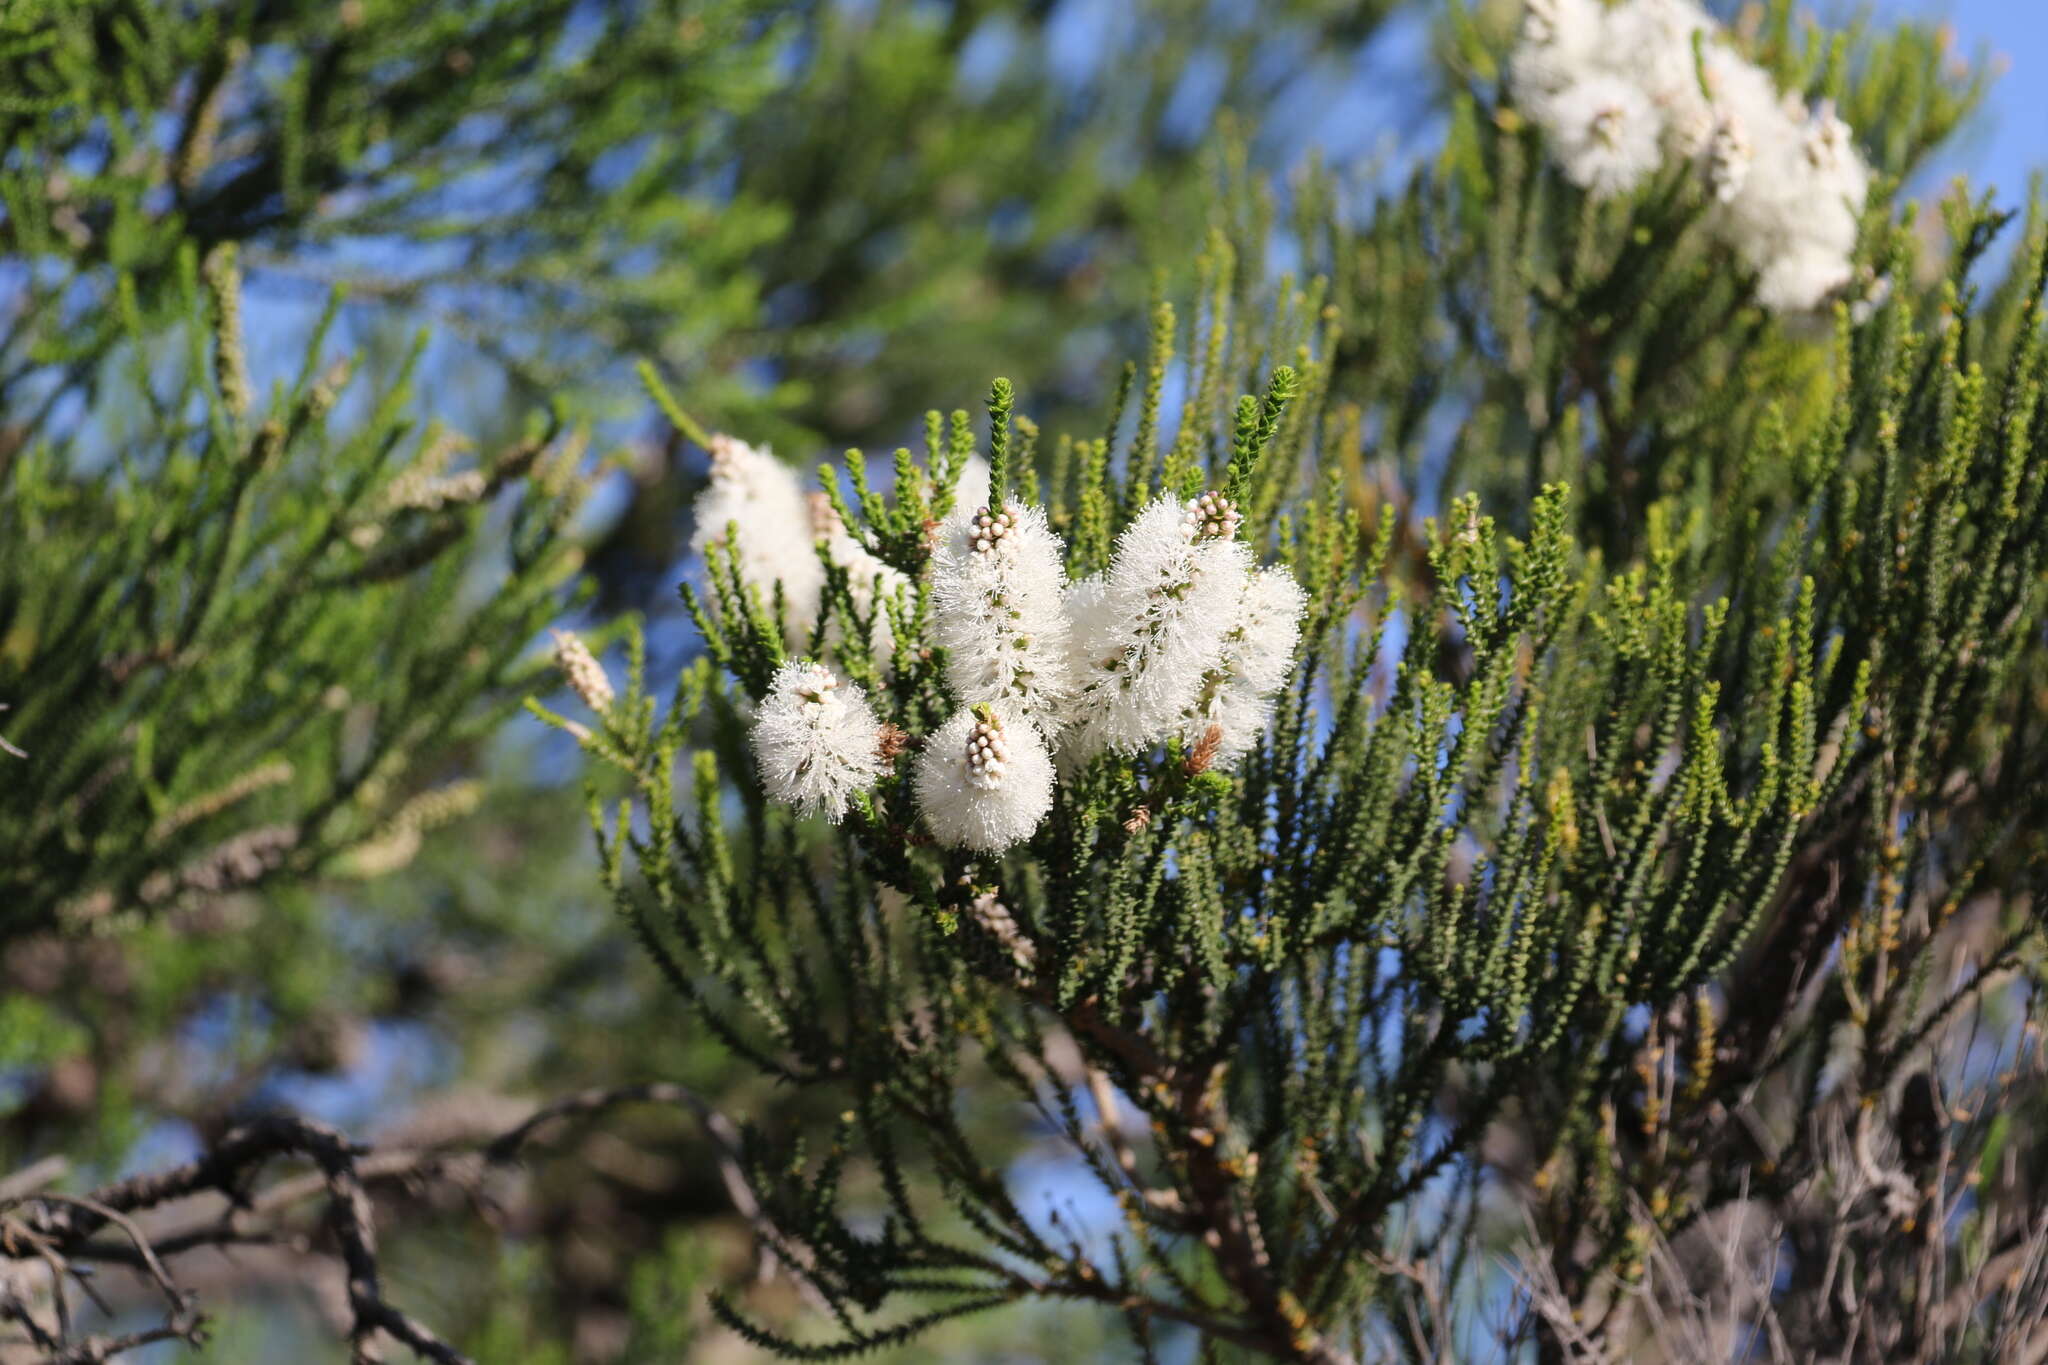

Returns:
690,434,824,642
1058,494,1253,765
1181,491,1243,543
751,661,890,823
1176,565,1308,770
914,704,1055,853
927,500,1075,730
1507,0,1872,313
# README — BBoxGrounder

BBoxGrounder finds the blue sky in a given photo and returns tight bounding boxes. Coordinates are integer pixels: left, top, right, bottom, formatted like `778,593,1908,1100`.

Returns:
1892,0,2048,200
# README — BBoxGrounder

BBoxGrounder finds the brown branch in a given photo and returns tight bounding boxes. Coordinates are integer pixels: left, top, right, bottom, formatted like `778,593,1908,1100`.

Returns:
481,1079,717,1163
1025,983,1355,1364
478,1080,828,1309
4,1114,468,1365
0,1082,794,1365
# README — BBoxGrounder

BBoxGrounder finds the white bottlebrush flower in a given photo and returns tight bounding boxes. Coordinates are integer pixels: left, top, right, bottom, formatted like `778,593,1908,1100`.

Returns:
1606,0,1714,143
1506,0,1606,115
913,704,1055,853
1715,97,1868,312
1508,0,1872,316
1061,571,1115,653
1060,493,1254,765
927,499,1075,730
810,494,910,663
750,660,889,823
1752,242,1858,314
1694,45,1867,315
690,434,823,640
1546,75,1663,198
1176,565,1308,771
1799,100,1870,209
1695,41,1784,140
1706,112,1753,204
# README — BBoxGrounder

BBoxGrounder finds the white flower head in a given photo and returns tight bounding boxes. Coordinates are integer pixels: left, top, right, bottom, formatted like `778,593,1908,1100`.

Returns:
691,434,824,641
1753,242,1858,314
1800,100,1869,207
1707,111,1753,204
810,493,910,663
751,660,889,823
927,499,1075,729
1508,0,1873,315
1177,565,1308,771
1713,97,1867,313
1696,41,1782,137
1662,97,1718,164
1547,75,1663,198
1606,0,1713,128
1507,0,1608,113
914,703,1055,853
1059,493,1254,765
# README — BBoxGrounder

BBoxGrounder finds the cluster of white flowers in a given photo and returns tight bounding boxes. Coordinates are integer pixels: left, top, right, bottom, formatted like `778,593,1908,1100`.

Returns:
713,437,1307,851
750,660,891,823
690,433,920,660
1510,0,1871,312
916,483,1306,849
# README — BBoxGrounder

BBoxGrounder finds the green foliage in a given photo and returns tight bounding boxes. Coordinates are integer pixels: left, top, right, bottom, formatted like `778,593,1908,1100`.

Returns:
0,248,583,933
0,5,1418,1357
0,0,1402,466
0,0,793,406
6,1,2048,1361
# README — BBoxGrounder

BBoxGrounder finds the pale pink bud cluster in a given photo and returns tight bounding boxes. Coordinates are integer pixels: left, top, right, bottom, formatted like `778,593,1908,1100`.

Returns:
968,506,1018,554
963,710,1013,789
1181,490,1243,542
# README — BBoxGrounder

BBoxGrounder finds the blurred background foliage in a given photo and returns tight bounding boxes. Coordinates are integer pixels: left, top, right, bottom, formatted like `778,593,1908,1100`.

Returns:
0,0,2030,1359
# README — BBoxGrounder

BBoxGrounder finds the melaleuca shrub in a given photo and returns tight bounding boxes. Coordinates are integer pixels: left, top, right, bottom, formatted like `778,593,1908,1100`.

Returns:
533,5,2048,1358
544,181,2048,1357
